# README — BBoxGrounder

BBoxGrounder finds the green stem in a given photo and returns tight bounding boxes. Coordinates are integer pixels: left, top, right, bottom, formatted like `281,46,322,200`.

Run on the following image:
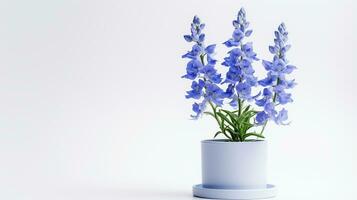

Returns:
260,122,267,135
201,49,231,140
209,101,218,122
200,54,205,66
273,78,281,103
208,101,232,141
272,91,278,102
238,98,242,116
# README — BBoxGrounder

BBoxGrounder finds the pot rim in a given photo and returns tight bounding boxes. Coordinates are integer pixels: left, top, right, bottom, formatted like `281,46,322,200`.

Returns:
201,139,266,144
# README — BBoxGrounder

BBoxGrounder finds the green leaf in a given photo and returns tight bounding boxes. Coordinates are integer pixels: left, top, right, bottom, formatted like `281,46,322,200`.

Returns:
203,111,215,118
238,111,256,127
220,109,238,124
216,112,234,127
214,131,222,138
240,124,252,134
224,125,235,134
216,129,232,140
242,105,251,114
242,133,265,140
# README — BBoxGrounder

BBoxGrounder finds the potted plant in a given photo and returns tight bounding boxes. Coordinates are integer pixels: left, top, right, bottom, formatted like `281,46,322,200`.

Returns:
181,8,296,199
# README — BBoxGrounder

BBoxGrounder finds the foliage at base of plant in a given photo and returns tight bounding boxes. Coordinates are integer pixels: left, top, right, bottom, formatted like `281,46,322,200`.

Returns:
181,8,297,142
205,101,264,142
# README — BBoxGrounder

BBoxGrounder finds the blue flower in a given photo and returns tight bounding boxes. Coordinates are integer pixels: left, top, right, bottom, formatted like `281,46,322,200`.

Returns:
222,8,260,103
258,73,277,86
182,44,203,59
186,15,205,44
274,108,289,125
264,102,277,116
276,91,292,105
193,16,201,24
224,84,235,97
222,48,243,67
240,59,255,75
224,68,241,84
232,29,244,43
182,16,224,119
228,97,239,107
191,100,207,119
255,88,273,106
223,8,251,48
256,111,269,124
182,13,296,125
205,44,216,54
205,83,225,106
262,60,273,70
236,82,251,99
242,42,257,60
255,23,296,125
255,98,268,107
186,80,205,99
181,59,202,80
283,65,297,74
200,65,222,84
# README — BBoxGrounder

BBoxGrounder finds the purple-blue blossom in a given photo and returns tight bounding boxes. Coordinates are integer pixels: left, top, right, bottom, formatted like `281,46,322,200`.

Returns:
255,23,297,125
182,16,225,119
185,80,205,99
181,8,297,141
222,8,259,105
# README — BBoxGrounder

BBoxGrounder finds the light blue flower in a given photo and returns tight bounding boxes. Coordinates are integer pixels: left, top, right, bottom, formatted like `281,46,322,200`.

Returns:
232,29,244,43
191,100,207,119
222,8,260,103
205,83,225,106
182,16,224,118
255,23,296,125
224,84,235,98
236,82,252,99
182,44,203,59
276,91,292,105
255,88,273,106
258,73,277,87
256,111,269,124
205,44,216,54
274,108,289,125
242,42,257,60
200,65,222,84
182,13,296,125
186,80,205,99
181,59,202,80
264,102,277,116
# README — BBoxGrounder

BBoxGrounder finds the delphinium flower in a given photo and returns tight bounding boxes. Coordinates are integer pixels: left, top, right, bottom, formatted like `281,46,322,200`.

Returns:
222,8,259,108
182,16,225,119
255,23,297,126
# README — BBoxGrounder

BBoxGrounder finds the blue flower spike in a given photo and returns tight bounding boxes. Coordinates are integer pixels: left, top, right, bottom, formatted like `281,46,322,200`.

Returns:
182,16,225,119
181,9,297,141
222,8,259,105
255,23,297,125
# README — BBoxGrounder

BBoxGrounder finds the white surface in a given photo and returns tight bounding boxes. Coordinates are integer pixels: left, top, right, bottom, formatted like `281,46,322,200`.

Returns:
0,0,356,199
193,184,276,199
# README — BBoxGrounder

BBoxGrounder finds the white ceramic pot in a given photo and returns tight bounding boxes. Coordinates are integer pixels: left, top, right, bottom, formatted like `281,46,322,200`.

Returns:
201,139,267,189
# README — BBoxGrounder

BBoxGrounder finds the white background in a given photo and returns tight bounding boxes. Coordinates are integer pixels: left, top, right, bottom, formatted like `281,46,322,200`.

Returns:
1,0,356,199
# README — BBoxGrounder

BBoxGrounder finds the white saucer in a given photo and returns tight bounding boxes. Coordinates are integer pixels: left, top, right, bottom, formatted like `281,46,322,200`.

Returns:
192,184,276,199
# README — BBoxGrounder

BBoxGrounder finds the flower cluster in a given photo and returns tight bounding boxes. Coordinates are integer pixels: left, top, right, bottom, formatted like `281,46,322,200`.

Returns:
222,8,259,107
181,9,297,141
182,16,225,118
255,23,297,125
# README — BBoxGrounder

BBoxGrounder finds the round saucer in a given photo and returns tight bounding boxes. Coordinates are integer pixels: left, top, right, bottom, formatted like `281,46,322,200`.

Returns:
192,184,276,199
